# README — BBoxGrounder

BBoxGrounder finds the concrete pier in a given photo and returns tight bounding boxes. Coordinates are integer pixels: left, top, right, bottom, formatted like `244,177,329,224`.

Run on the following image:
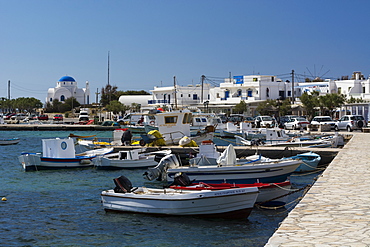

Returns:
0,124,118,131
265,132,370,246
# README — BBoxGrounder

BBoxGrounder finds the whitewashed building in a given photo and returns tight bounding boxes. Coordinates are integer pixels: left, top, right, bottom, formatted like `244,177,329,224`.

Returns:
46,76,90,105
149,83,212,109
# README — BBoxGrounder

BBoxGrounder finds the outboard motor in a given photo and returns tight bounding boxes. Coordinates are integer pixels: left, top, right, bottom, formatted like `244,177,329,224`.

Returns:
113,175,133,193
143,154,181,181
251,139,264,146
171,172,192,186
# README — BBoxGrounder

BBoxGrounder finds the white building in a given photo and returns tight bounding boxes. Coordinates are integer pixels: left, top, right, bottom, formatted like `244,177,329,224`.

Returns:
46,76,90,105
209,75,288,103
149,83,212,109
118,71,370,118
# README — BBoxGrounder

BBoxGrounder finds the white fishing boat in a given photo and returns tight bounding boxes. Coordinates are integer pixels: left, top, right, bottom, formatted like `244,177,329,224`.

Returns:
140,110,214,146
93,149,169,170
235,128,341,148
0,138,20,145
101,175,259,218
144,144,302,184
284,151,321,173
170,178,292,206
19,138,113,171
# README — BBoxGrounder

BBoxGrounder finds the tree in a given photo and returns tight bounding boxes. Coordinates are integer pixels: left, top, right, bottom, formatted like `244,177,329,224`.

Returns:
318,93,346,117
100,84,119,106
64,97,81,111
105,100,128,115
255,99,291,117
0,97,11,112
232,100,248,114
118,90,150,96
299,91,319,120
278,98,293,116
347,96,364,104
256,99,276,116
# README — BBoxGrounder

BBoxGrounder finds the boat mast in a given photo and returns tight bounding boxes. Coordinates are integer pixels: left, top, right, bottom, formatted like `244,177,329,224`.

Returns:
108,51,111,102
173,76,177,110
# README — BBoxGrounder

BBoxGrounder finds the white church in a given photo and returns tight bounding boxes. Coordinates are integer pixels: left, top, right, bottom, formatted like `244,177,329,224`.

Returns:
46,76,90,105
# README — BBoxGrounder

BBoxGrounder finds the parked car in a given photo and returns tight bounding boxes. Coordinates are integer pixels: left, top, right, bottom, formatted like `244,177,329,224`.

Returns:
78,111,89,122
38,114,49,120
334,115,367,132
278,115,299,128
11,113,27,121
53,114,63,121
228,114,245,124
310,116,337,130
4,113,15,120
254,116,275,128
284,117,310,130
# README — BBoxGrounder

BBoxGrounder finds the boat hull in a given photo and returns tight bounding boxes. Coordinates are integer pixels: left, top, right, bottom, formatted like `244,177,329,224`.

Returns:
0,138,20,145
171,181,292,206
94,155,158,170
19,154,94,171
101,187,258,218
166,160,302,184
291,152,321,173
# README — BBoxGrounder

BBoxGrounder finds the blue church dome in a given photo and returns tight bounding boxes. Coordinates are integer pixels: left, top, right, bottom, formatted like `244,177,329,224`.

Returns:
58,76,75,82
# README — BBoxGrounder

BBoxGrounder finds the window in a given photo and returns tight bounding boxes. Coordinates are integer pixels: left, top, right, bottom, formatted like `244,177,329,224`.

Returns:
60,95,65,101
266,88,270,97
164,116,177,124
363,87,366,93
183,113,192,124
181,94,183,97
225,90,230,98
247,90,253,97
50,98,52,102
253,78,258,82
271,77,274,82
193,94,198,100
287,91,291,96
237,89,242,97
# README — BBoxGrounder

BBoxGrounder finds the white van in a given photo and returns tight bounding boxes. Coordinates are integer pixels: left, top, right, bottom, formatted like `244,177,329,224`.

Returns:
79,111,89,121
118,113,155,126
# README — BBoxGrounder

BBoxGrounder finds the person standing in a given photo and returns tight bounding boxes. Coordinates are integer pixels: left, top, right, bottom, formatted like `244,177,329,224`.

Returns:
121,129,132,146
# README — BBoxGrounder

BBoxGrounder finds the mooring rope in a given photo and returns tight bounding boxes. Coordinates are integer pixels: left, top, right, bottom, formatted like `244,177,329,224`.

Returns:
255,184,312,210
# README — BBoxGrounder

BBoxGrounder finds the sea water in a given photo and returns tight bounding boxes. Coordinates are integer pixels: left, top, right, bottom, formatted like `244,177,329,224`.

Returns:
0,131,323,247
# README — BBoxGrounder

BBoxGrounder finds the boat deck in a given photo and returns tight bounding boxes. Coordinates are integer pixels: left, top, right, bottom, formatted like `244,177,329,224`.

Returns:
265,132,370,246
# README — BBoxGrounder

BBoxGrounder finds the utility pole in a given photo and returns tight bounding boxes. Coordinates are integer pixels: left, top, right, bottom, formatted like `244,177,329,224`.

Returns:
291,70,295,104
107,51,111,102
8,80,10,100
173,76,177,110
95,88,101,122
95,88,100,103
107,51,110,86
201,75,205,103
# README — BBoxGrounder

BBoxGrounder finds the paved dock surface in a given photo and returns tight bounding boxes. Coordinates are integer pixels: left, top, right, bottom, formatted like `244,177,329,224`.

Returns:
265,132,370,246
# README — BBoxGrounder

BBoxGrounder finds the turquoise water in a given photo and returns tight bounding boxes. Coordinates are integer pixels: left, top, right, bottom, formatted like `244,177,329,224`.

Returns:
0,131,323,247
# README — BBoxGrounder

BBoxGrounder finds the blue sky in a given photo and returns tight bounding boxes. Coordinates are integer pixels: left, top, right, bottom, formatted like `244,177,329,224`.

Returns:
1,0,370,102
